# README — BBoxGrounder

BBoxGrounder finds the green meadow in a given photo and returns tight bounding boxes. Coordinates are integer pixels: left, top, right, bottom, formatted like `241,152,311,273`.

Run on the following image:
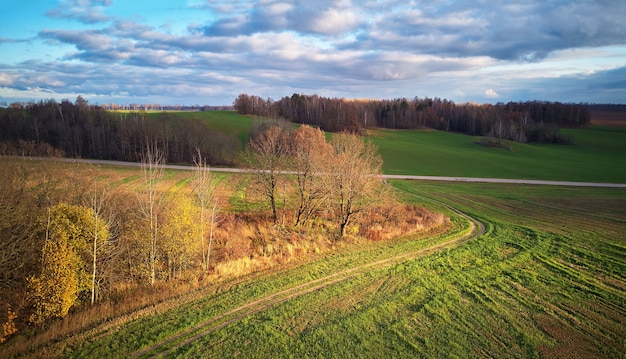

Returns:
370,126,626,183
67,181,626,358
136,111,625,183
14,112,624,358
153,111,255,147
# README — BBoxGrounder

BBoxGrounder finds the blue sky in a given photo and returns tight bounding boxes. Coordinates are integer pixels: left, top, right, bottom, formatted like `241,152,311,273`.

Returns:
1,0,625,106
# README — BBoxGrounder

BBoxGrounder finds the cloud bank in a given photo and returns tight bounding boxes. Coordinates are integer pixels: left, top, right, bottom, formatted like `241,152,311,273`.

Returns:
0,0,625,105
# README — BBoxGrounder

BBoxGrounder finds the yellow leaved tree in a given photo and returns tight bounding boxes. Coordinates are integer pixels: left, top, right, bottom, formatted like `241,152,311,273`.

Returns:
161,195,201,280
27,203,108,325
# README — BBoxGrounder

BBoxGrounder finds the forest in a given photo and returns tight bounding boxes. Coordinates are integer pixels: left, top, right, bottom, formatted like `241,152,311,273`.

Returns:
234,93,590,143
0,98,239,165
0,94,591,169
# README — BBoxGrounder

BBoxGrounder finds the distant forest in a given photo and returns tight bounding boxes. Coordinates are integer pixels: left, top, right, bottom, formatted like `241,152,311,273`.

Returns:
0,94,597,164
0,97,239,165
235,94,592,144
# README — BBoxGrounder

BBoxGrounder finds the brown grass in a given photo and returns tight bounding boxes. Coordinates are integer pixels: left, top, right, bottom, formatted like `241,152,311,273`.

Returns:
535,314,597,359
0,160,447,357
589,110,626,127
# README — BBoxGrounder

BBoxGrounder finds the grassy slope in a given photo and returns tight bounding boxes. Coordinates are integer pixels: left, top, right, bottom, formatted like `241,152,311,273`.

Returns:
371,126,626,183
145,111,625,183
70,182,626,358
192,183,624,358
160,111,254,147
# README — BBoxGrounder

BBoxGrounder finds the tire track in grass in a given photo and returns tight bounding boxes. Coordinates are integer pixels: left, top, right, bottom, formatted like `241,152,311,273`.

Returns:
133,194,485,358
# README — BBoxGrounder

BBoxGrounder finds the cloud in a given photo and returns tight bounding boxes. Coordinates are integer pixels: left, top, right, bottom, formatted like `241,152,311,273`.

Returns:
1,0,625,105
46,0,113,24
348,1,626,61
485,89,500,98
202,0,364,36
40,29,113,51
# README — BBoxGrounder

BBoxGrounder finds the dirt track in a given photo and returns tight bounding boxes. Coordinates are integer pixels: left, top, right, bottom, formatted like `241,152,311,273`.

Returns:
5,156,489,358
132,199,485,358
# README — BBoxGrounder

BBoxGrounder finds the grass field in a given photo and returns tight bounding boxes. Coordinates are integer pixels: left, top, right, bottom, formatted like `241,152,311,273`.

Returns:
129,110,626,183
370,126,626,183
54,181,626,358
152,111,255,147
4,112,624,357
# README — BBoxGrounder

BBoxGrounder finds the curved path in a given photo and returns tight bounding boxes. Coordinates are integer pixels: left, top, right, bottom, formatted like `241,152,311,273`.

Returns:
15,156,626,188
6,155,619,357
132,198,485,358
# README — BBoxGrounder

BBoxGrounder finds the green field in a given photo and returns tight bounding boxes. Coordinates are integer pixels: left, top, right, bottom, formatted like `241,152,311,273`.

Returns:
152,111,255,147
139,111,626,183
57,181,625,358
6,113,624,358
371,126,626,183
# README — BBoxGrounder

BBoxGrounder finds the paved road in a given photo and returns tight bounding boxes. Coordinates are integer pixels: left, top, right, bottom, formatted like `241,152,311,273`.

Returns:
382,174,626,188
16,156,626,188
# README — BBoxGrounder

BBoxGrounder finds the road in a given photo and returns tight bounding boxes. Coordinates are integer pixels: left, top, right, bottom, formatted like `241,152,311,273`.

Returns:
18,156,626,188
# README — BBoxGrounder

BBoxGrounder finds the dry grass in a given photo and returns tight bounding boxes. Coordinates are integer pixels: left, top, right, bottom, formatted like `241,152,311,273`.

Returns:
589,110,626,127
0,161,446,357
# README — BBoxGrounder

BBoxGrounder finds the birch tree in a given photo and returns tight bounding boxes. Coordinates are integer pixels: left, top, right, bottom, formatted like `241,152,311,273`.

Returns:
161,196,200,279
193,151,221,272
28,203,108,324
85,183,116,304
138,142,166,285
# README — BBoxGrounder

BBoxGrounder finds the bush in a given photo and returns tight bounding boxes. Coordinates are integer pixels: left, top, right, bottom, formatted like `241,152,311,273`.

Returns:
527,123,573,144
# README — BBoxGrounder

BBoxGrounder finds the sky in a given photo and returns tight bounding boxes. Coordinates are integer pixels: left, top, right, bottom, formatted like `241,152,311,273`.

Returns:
1,0,625,106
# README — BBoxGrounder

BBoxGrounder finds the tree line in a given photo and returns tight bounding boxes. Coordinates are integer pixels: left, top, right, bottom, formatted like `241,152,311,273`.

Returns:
0,97,239,165
234,93,591,143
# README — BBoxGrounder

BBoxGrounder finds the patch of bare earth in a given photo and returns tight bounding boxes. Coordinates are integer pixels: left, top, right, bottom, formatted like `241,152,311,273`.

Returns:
535,314,598,359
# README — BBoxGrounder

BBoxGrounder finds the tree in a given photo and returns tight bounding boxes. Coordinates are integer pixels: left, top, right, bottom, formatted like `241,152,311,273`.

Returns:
28,203,108,324
137,142,166,285
328,133,383,237
0,160,37,290
193,150,221,272
246,126,288,224
233,93,253,114
288,125,333,226
85,182,116,304
161,195,201,279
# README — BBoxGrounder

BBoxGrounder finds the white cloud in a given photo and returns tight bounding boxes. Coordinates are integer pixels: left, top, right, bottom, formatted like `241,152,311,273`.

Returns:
1,0,625,105
485,89,500,98
310,7,361,34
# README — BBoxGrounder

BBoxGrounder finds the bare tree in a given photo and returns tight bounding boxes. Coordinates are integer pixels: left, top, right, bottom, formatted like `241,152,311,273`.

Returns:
245,126,288,224
288,125,333,226
84,182,118,304
328,133,383,237
0,159,34,289
138,142,166,285
193,150,222,272
494,118,505,142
